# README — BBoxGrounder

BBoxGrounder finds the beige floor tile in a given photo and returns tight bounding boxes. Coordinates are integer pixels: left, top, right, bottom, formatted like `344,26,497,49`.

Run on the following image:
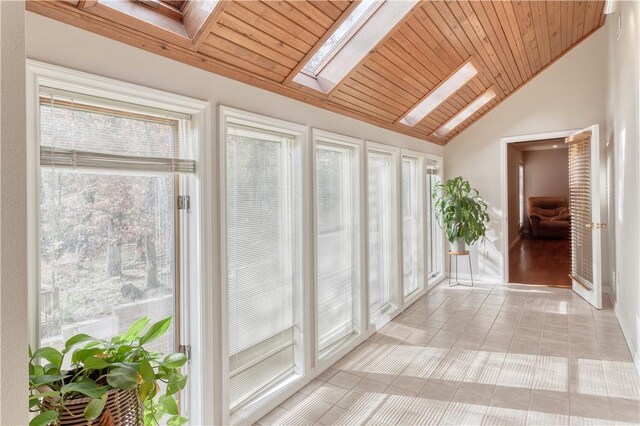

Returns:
328,371,363,390
418,380,458,401
299,379,323,395
530,391,570,415
352,377,389,394
491,386,532,410
390,375,428,393
259,285,637,426
316,367,338,382
335,390,366,410
317,406,348,425
280,392,308,410
258,407,289,426
307,382,349,405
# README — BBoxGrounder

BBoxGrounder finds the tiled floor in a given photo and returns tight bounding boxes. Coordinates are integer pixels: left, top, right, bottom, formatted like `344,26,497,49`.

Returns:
258,283,640,425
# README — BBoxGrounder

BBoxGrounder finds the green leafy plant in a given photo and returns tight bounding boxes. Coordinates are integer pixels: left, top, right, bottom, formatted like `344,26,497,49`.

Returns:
29,317,188,426
433,176,490,245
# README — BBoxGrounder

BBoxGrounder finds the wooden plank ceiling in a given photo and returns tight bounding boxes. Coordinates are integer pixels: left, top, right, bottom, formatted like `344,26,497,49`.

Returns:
27,0,606,145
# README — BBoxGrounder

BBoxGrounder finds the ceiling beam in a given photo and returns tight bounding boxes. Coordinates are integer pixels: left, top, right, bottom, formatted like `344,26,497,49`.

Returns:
183,0,229,51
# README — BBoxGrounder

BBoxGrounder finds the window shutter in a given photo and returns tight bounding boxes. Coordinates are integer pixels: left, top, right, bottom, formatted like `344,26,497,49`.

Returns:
225,122,296,410
567,130,593,288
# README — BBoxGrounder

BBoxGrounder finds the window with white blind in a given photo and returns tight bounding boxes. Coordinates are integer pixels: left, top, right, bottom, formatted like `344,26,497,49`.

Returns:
518,163,525,229
224,116,302,412
426,156,444,282
314,131,361,358
38,88,194,357
367,145,398,322
401,153,424,299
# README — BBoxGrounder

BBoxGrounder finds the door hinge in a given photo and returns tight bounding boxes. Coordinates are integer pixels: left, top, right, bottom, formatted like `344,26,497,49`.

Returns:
178,195,191,212
178,344,191,363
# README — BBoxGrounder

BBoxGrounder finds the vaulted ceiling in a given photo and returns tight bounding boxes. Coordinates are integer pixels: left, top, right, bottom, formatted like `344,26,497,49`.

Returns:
27,0,607,145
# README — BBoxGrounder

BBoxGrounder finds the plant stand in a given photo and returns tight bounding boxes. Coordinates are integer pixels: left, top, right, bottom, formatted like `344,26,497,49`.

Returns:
448,250,473,287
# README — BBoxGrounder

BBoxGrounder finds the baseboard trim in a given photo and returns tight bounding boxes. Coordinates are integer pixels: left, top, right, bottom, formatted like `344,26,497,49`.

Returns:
445,273,503,284
509,233,523,251
608,292,640,376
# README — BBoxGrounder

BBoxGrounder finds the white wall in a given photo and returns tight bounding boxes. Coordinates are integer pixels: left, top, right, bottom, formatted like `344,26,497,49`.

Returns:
522,148,569,232
604,0,640,372
523,149,570,203
24,13,442,157
444,28,607,282
0,1,28,424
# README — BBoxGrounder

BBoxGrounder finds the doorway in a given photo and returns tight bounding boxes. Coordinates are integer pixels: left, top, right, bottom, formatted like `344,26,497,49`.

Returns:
501,130,579,288
507,137,571,286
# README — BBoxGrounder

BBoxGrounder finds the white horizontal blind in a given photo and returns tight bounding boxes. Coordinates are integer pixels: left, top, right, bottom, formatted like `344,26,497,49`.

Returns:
518,164,525,229
226,123,296,410
567,131,593,288
402,156,422,297
39,90,194,173
315,142,358,353
426,158,440,176
368,151,392,318
426,158,443,278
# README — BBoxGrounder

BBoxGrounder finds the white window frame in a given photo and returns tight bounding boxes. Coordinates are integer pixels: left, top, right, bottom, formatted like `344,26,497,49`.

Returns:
219,106,311,426
25,61,212,425
426,153,446,288
365,141,401,332
401,149,426,306
311,129,366,371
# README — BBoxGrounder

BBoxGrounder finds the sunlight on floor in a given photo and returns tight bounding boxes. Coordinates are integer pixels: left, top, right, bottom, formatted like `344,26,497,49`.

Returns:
259,284,640,425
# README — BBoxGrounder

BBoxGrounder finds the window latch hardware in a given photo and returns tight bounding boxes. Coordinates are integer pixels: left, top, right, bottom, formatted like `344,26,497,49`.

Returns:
178,344,191,363
178,195,190,212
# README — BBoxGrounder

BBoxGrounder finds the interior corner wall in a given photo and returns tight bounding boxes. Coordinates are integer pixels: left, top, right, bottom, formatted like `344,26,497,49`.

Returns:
506,145,523,246
522,148,570,233
443,27,606,282
23,13,442,157
0,1,28,424
604,0,640,372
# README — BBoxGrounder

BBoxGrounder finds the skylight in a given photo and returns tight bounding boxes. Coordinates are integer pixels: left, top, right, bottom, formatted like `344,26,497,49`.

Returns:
303,0,380,73
400,62,478,127
294,0,418,94
434,87,497,137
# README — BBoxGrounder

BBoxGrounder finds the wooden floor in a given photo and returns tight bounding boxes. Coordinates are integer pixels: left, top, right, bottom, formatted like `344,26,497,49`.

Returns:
509,235,571,287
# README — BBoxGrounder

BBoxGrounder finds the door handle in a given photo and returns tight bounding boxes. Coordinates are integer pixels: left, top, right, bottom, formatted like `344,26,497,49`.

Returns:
585,223,607,230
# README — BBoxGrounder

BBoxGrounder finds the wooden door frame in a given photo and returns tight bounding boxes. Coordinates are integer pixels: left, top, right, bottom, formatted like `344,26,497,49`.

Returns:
499,129,580,283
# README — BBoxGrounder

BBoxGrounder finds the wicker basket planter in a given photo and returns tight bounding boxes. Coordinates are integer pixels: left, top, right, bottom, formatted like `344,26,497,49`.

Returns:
43,388,142,426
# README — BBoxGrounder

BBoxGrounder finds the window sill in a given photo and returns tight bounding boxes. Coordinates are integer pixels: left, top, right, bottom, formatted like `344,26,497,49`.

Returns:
230,372,305,426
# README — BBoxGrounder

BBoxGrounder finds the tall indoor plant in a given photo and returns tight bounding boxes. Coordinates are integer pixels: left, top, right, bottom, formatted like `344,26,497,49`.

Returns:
433,176,490,252
29,316,188,426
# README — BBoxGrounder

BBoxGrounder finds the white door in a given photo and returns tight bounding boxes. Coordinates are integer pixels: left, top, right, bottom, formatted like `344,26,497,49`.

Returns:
567,124,604,309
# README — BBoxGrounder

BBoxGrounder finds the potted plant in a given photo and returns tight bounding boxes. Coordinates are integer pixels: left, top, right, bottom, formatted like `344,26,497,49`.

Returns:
29,316,188,426
433,176,490,252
